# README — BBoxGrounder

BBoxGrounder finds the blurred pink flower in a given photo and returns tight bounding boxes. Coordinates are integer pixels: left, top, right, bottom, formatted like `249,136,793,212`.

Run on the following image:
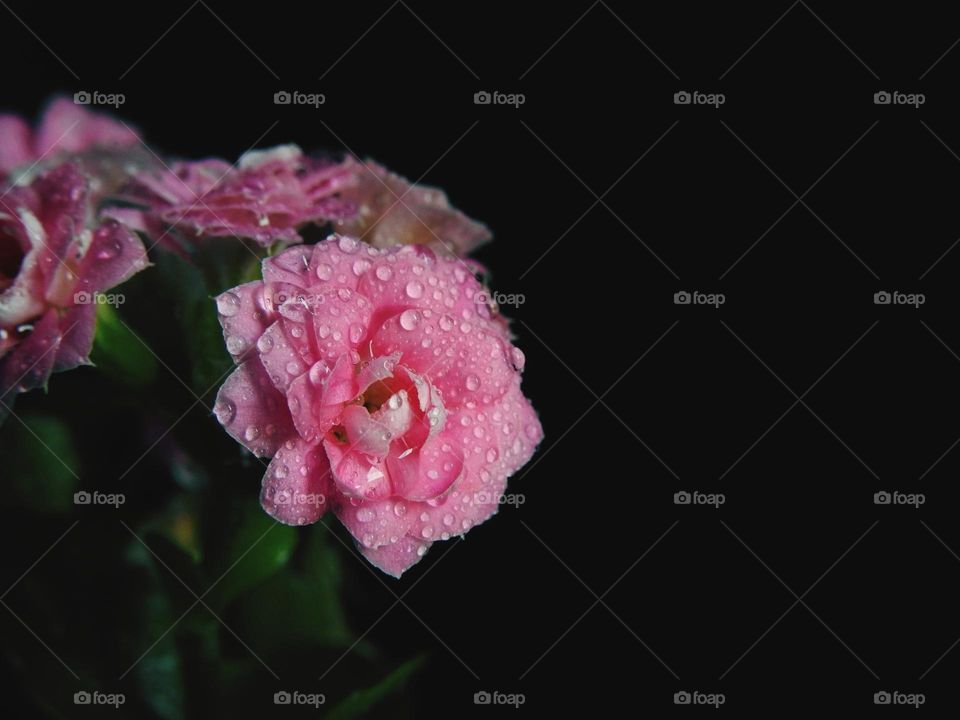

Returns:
336,158,491,256
118,145,356,247
0,163,148,411
213,235,540,576
0,97,140,180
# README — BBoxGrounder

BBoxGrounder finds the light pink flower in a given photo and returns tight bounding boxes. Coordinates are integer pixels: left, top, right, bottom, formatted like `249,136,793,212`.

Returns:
213,235,541,576
336,158,491,256
119,145,356,247
0,97,139,180
0,163,149,410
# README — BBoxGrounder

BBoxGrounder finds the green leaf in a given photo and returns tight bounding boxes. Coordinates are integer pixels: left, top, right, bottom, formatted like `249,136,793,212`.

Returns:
234,523,352,652
325,655,426,720
123,539,188,720
91,301,158,387
153,252,232,395
0,414,80,514
201,496,297,609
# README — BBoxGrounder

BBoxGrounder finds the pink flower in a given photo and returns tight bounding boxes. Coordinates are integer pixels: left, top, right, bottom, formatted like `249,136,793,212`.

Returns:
336,158,491,256
0,97,139,180
213,235,541,576
118,145,356,247
0,163,148,410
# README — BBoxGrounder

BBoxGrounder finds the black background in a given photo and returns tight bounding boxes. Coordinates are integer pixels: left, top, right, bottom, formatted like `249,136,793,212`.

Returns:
3,0,960,715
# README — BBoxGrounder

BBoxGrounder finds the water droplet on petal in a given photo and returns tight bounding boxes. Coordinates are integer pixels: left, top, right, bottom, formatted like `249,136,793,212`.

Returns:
465,374,480,391
405,280,424,299
226,335,247,355
214,398,236,425
216,292,240,317
399,309,420,331
245,425,260,441
376,266,393,281
316,263,333,281
352,259,371,276
338,235,359,253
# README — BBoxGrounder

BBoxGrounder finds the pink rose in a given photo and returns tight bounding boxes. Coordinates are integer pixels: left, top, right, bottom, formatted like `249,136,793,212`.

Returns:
0,163,148,410
213,236,541,576
336,158,491,256
0,97,139,180
118,145,356,247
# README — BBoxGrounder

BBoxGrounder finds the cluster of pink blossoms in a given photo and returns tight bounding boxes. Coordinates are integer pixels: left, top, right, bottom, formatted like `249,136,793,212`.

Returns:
0,97,540,576
0,100,147,411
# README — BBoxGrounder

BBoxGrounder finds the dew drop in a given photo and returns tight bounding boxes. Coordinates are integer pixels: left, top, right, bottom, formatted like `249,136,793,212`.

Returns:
216,292,240,317
338,235,359,253
226,335,247,355
405,280,424,299
316,263,333,281
214,398,236,425
399,309,420,331
352,259,371,276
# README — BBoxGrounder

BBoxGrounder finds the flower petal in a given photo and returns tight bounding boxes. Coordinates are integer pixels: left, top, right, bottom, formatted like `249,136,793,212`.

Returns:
261,436,331,525
214,359,293,457
359,535,430,578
